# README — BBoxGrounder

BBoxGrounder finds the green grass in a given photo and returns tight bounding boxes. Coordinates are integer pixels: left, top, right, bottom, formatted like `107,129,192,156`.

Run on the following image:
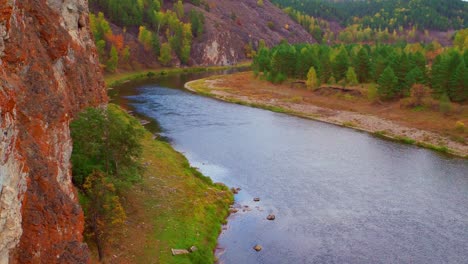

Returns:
342,121,357,128
373,130,388,138
104,106,233,263
416,142,449,154
395,136,417,145
106,63,251,88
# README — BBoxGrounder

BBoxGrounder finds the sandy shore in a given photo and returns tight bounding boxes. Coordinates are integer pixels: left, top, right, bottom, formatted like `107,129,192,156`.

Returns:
185,73,468,158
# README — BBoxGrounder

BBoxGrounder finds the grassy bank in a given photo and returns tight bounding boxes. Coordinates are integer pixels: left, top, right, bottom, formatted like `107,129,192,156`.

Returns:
105,63,250,88
93,106,233,263
185,72,468,158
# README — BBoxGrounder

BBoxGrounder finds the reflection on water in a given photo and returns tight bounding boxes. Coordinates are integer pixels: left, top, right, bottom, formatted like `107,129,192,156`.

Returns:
114,71,468,264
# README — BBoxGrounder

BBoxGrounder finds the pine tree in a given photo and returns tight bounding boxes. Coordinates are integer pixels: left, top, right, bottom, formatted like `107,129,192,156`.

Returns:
378,66,398,99
448,60,468,102
356,47,371,83
404,67,425,95
306,67,319,90
333,46,350,81
345,67,358,86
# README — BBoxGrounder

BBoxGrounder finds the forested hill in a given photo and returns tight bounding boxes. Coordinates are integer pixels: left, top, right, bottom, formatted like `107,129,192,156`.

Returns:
271,0,467,45
88,0,313,70
272,0,468,31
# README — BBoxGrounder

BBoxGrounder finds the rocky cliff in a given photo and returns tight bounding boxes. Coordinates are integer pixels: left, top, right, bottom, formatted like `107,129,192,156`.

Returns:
0,0,106,263
188,0,315,65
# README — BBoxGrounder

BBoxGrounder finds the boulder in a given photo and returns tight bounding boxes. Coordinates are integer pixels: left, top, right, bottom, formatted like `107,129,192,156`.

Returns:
267,214,276,220
189,246,198,252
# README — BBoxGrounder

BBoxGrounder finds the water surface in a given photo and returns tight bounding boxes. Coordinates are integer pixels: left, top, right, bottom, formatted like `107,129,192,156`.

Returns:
113,72,468,264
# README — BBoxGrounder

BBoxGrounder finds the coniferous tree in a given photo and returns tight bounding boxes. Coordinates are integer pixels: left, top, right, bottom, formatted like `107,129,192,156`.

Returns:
345,67,358,86
333,46,350,81
378,66,398,99
448,60,468,102
306,67,319,90
356,47,371,83
404,67,426,95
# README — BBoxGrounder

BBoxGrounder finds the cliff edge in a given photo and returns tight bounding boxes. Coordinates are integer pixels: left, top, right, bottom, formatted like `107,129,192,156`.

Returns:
0,0,106,263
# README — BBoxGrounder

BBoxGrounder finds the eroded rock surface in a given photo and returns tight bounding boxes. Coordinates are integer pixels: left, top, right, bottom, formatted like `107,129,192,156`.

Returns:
189,0,315,65
0,0,106,263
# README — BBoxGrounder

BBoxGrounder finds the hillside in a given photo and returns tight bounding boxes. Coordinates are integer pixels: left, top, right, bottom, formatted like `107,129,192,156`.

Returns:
273,0,468,45
89,0,314,70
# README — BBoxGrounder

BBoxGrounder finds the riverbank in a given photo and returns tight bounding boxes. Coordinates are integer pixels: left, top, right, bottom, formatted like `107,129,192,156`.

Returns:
185,72,468,158
91,106,233,262
105,63,251,88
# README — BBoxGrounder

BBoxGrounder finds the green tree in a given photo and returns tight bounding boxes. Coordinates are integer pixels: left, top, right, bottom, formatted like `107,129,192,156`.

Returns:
106,45,119,72
121,45,131,65
174,0,184,19
448,60,468,102
404,67,426,95
378,66,399,99
83,171,126,261
345,67,358,86
70,105,143,189
306,67,319,90
439,94,452,114
332,46,350,81
159,42,172,65
356,47,371,83
152,34,161,56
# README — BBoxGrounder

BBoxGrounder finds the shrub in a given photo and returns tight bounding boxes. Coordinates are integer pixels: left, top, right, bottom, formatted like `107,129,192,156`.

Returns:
273,72,287,84
439,94,452,114
455,121,466,132
367,83,378,103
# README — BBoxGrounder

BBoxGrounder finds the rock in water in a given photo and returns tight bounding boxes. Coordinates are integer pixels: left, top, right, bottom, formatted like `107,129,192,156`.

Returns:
253,245,262,252
267,214,276,220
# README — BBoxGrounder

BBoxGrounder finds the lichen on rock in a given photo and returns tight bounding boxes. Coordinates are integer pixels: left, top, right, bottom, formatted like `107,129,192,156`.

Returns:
0,0,107,263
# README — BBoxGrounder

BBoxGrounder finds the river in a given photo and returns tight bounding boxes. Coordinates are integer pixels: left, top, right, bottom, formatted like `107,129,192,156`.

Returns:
111,71,468,264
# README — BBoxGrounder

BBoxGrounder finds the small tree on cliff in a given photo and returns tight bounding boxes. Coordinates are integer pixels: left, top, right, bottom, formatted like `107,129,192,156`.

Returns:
84,171,126,261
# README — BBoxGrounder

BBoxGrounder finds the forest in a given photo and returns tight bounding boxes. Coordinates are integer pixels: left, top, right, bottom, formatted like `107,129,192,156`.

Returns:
252,31,468,103
89,0,206,71
274,0,467,45
272,0,468,31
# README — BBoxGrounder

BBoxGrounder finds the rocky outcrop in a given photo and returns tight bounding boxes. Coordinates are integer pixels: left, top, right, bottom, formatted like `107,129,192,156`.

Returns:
188,0,315,65
0,0,106,263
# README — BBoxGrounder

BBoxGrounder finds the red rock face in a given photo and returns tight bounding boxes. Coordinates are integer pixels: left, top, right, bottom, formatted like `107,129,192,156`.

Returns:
0,0,106,263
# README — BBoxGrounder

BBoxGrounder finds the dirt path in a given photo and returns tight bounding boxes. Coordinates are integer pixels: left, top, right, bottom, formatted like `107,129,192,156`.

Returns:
185,72,468,158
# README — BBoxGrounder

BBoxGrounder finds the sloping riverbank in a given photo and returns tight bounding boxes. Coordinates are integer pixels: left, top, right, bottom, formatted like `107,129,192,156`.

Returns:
185,72,468,158
104,111,233,263
95,68,239,262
